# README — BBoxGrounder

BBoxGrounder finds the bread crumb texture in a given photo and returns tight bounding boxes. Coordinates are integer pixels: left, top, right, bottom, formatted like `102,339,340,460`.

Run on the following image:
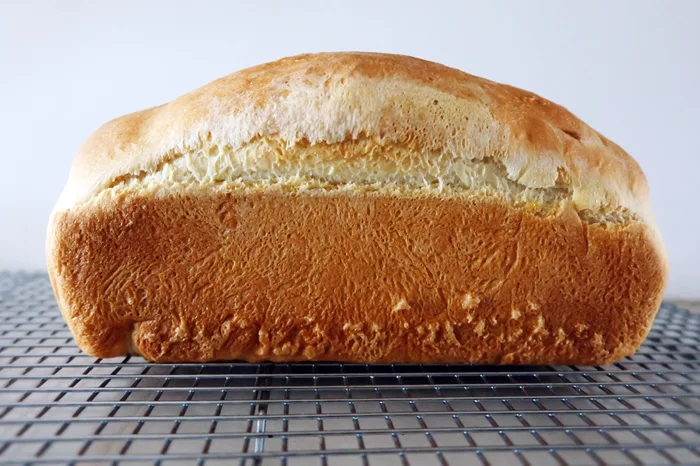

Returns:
47,52,669,364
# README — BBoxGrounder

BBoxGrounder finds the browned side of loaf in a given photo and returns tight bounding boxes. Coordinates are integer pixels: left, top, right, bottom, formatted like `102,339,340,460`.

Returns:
48,191,666,365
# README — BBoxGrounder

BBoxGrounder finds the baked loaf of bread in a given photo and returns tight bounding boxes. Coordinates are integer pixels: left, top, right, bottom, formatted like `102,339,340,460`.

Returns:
47,52,668,364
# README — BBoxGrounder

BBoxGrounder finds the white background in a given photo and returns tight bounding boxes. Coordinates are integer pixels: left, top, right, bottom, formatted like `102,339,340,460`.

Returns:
1,0,698,298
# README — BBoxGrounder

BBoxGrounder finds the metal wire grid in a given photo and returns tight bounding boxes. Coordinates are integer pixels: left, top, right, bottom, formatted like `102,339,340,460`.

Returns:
0,273,699,465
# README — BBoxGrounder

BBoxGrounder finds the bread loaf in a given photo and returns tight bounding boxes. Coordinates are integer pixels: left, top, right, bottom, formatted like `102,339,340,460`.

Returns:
47,52,668,364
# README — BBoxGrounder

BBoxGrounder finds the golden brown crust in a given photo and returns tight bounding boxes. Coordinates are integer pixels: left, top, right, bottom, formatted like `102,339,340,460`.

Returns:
49,189,666,364
58,52,653,224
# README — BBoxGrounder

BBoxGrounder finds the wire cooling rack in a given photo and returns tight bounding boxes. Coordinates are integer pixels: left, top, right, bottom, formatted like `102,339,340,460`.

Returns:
0,273,699,465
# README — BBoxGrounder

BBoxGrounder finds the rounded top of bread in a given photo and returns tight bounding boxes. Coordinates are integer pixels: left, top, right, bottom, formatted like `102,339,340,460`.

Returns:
58,52,653,225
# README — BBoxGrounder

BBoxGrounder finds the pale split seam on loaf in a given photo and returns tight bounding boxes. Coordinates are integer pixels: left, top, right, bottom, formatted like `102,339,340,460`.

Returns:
95,137,634,226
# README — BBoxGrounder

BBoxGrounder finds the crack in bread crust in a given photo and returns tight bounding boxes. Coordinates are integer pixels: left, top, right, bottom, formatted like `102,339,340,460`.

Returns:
100,138,636,225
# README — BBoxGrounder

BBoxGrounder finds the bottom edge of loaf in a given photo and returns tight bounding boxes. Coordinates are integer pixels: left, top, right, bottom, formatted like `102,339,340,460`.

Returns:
48,188,667,365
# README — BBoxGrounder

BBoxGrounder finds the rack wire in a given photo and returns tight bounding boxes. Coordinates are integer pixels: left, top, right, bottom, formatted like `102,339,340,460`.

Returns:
0,272,699,465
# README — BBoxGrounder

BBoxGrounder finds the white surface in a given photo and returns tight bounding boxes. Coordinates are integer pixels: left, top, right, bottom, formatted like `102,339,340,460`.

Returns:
1,0,698,298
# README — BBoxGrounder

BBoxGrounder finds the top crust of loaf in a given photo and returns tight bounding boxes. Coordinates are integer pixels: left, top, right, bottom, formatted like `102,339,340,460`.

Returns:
57,52,654,228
